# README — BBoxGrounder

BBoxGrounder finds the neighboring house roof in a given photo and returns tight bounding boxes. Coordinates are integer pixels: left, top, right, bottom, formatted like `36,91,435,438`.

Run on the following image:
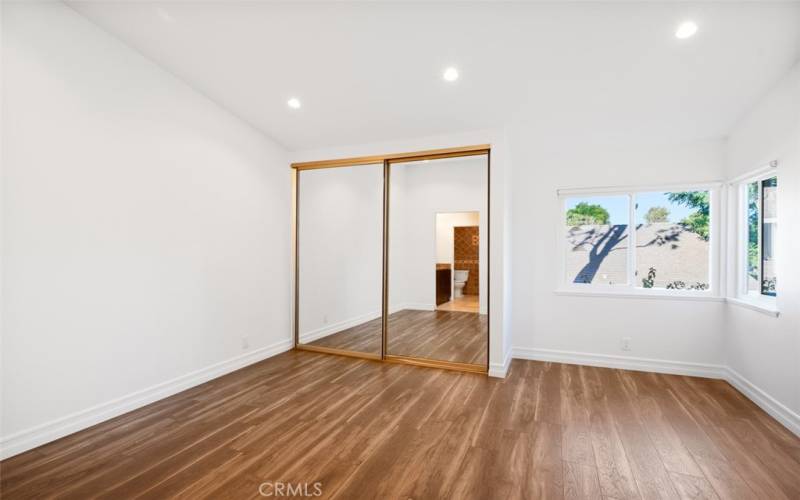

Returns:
566,222,709,287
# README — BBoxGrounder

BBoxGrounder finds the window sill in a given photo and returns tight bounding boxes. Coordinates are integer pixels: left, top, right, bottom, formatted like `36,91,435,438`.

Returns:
554,289,723,302
726,297,780,317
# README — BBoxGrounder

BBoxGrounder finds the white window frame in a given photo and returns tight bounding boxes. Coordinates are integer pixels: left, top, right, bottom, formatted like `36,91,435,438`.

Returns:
730,162,778,313
555,182,722,300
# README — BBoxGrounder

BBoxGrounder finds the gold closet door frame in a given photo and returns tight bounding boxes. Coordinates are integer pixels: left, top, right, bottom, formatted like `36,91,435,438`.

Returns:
292,145,490,374
292,164,383,362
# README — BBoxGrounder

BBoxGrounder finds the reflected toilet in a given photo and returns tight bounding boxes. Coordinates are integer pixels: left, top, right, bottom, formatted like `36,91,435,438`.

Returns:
454,270,469,298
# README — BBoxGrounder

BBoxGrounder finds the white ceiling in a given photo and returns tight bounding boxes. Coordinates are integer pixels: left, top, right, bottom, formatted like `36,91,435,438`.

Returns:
68,1,800,151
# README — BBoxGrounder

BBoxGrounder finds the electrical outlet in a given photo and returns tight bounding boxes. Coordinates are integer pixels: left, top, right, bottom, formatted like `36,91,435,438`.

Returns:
241,336,249,350
620,337,631,351
323,315,328,324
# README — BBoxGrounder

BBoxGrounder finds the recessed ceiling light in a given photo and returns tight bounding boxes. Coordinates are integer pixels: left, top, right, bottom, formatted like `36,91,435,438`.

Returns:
675,21,698,39
287,97,301,109
443,67,459,82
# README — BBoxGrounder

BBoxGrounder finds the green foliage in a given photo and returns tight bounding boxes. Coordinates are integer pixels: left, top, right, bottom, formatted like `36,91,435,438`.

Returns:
644,206,670,224
667,191,709,216
566,202,610,225
747,182,759,278
641,268,709,291
748,244,759,279
666,281,710,291
666,191,710,240
681,211,709,240
642,267,656,288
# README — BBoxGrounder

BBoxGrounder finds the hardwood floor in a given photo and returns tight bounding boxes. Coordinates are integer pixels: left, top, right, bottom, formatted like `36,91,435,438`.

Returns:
3,351,800,499
437,295,479,313
305,315,383,355
308,309,488,365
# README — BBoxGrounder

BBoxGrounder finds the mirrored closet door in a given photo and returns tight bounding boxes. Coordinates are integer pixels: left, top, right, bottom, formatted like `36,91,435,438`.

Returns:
386,153,489,369
293,146,490,373
295,164,384,358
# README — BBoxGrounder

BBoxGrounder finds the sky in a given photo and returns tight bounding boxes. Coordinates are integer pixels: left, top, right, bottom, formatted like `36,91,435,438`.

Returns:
565,192,699,225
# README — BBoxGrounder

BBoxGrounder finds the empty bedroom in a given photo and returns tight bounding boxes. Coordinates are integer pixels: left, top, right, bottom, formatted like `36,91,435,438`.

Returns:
1,1,799,498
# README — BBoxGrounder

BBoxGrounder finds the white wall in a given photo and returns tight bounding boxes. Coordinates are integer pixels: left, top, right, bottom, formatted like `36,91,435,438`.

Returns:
297,165,383,342
391,157,488,314
289,129,513,376
1,3,291,458
724,63,800,430
509,135,727,372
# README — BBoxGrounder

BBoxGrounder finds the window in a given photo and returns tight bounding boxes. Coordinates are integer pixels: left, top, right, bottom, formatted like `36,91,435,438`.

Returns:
635,191,710,290
564,195,630,285
561,186,715,294
741,174,777,298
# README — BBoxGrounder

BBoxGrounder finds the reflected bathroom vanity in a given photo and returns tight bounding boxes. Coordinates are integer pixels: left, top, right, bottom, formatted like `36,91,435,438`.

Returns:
435,264,451,306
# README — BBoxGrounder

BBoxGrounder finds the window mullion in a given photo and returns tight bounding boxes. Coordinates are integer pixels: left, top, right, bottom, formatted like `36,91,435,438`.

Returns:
628,192,636,289
758,179,764,295
740,183,747,297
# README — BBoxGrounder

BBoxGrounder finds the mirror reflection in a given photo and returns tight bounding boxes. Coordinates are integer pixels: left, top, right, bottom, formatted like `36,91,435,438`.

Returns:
387,154,488,366
297,164,383,356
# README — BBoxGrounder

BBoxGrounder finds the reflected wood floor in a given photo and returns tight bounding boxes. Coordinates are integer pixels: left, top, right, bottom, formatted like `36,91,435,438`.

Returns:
308,309,488,365
3,351,800,499
437,295,479,313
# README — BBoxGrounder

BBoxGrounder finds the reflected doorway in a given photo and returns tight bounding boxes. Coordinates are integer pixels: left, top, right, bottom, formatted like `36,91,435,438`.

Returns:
435,212,480,313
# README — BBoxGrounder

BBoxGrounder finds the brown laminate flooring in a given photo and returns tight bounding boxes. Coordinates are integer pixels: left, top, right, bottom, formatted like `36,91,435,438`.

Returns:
437,295,479,313
2,351,800,499
307,309,488,365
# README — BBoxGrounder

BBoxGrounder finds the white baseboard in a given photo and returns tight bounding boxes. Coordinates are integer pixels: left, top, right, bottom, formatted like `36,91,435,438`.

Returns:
512,347,726,379
488,348,513,378
298,305,440,344
724,367,800,438
0,337,293,460
299,311,381,344
297,305,440,345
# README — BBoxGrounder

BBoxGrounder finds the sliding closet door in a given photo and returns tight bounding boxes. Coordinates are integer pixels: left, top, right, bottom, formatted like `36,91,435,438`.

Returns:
386,154,489,369
296,164,383,357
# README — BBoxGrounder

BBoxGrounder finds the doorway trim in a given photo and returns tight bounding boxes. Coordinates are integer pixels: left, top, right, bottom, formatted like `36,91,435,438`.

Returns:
291,144,490,170
435,211,482,312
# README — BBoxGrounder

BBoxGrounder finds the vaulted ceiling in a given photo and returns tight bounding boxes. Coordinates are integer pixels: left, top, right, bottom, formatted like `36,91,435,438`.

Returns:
68,1,800,151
